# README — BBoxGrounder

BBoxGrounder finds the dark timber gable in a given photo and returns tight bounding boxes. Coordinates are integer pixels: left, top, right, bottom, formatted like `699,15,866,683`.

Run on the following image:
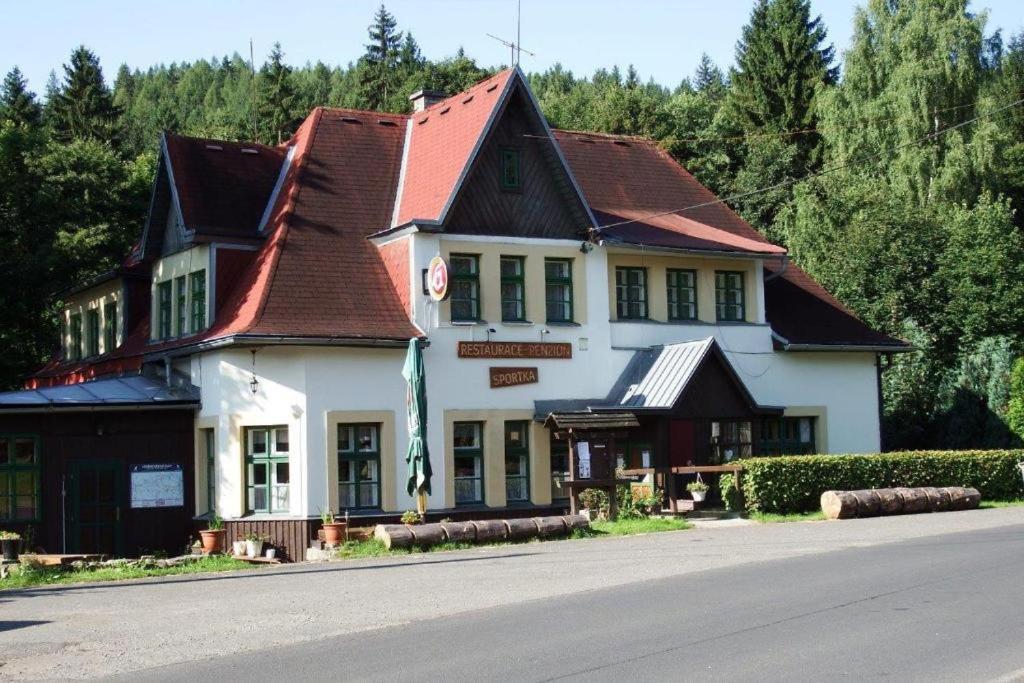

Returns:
444,85,592,239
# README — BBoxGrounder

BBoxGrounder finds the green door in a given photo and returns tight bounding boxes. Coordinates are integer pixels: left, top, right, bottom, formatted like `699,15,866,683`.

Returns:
68,459,124,556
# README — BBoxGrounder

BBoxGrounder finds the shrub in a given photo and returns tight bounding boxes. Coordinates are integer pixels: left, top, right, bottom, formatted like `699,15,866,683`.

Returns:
740,450,1024,514
579,488,609,515
1009,358,1024,440
616,483,664,519
400,510,421,525
718,474,744,512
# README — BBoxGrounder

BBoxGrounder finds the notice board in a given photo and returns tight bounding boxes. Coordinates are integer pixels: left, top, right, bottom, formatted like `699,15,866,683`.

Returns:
130,463,184,508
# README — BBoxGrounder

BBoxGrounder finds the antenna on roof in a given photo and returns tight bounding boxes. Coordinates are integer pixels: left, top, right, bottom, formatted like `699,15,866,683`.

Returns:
249,38,259,143
486,0,534,66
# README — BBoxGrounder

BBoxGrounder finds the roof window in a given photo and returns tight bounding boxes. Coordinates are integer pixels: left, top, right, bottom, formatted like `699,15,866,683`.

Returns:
240,148,258,154
613,140,631,147
340,116,362,124
486,83,498,92
462,95,474,104
205,144,223,151
377,119,398,127
439,106,451,115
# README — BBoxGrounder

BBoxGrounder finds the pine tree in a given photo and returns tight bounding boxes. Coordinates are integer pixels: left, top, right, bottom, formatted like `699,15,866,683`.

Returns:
0,67,42,127
49,46,120,144
359,4,403,110
693,53,726,100
258,43,298,144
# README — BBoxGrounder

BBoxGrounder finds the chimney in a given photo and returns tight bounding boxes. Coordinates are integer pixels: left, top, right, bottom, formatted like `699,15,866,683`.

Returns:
409,89,446,112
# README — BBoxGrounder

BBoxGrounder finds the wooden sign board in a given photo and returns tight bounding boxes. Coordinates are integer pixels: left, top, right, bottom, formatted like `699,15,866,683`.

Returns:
489,367,538,389
458,341,572,359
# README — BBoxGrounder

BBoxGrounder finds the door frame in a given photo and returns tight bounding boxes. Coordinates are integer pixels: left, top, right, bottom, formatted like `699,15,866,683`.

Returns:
67,458,125,556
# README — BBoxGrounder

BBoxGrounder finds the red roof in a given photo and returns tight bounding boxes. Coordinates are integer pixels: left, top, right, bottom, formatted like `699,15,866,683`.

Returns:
163,134,286,236
393,70,514,226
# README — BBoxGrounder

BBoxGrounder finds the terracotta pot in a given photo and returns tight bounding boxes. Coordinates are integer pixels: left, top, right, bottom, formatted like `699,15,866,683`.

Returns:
322,522,347,546
199,529,225,555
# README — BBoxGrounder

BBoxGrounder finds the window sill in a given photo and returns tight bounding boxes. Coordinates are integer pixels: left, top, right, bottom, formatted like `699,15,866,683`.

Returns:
449,320,487,327
501,320,534,327
545,320,580,327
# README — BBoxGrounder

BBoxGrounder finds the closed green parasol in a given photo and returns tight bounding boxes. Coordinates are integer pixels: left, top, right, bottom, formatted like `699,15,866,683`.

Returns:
402,338,432,513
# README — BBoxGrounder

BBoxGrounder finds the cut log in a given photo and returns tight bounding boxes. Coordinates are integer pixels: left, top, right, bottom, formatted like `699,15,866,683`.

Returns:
472,520,508,544
876,488,904,515
948,486,981,511
534,516,569,538
897,487,929,514
850,490,882,517
374,524,414,550
440,521,476,544
505,518,540,541
820,491,859,520
821,486,981,519
921,487,951,512
562,514,590,532
410,523,445,548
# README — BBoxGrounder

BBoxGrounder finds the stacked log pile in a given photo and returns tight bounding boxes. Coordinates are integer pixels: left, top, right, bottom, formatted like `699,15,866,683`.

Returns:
820,486,980,520
374,514,589,550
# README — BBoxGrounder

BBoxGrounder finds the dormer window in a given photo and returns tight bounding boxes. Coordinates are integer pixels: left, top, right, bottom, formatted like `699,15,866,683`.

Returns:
500,148,521,191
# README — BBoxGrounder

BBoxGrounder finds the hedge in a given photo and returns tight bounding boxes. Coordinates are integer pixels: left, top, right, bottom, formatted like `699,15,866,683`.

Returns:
736,450,1024,514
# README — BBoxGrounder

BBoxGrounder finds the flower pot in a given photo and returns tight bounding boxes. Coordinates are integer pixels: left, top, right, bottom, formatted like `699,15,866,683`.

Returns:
265,548,277,560
199,529,225,555
245,539,262,558
322,522,347,546
2,538,20,561
232,540,246,557
579,508,593,522
690,490,707,502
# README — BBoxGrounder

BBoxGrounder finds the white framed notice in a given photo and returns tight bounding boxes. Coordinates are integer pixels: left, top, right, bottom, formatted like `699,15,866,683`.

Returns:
130,463,184,508
641,450,651,468
577,441,592,479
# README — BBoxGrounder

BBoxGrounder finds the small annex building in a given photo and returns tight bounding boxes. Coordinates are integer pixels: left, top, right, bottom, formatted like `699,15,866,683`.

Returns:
0,68,908,560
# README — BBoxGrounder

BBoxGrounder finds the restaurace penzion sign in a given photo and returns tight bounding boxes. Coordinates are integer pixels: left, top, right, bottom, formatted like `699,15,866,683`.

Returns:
457,341,573,359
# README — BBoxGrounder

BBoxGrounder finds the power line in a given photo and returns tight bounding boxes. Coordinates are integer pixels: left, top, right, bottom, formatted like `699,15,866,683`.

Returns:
595,94,1024,231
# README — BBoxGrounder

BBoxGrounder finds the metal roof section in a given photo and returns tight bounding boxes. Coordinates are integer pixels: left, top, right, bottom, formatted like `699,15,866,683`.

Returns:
544,411,641,430
607,337,716,410
0,374,200,410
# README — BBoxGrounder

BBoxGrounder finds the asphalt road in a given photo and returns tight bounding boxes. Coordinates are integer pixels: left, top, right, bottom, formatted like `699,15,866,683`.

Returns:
126,523,1024,682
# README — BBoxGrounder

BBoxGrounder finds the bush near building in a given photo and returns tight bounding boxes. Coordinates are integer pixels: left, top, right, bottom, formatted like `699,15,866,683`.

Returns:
727,450,1024,515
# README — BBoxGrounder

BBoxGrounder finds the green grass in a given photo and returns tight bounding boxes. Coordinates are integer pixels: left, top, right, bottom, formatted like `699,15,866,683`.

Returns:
748,510,826,523
1,555,256,590
583,516,691,536
979,499,1024,509
332,538,477,559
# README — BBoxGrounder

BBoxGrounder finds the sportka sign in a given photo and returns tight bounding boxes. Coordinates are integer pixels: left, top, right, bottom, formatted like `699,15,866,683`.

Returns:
490,367,539,388
458,341,573,359
427,256,449,301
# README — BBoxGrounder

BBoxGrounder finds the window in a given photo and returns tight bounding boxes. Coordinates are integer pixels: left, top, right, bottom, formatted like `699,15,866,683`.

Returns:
190,270,206,332
86,309,100,357
203,429,216,514
449,254,480,322
504,421,529,502
157,281,172,339
245,426,289,514
667,269,697,321
69,313,82,361
759,417,816,455
175,276,187,336
615,267,648,319
103,302,118,352
550,434,570,501
715,271,745,322
453,422,483,505
710,421,753,463
545,258,573,322
0,436,39,521
500,148,521,190
338,424,381,509
500,256,526,322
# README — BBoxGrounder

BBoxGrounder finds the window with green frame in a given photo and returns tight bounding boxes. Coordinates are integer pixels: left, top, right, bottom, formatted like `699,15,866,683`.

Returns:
103,301,118,352
500,148,521,190
715,271,745,322
615,267,648,319
203,429,216,514
504,421,529,502
190,270,206,332
245,426,290,514
758,417,816,455
86,308,100,357
453,422,483,505
338,423,381,509
710,420,753,463
449,254,480,322
500,256,526,322
544,258,573,322
69,313,82,361
549,433,570,500
175,276,187,336
157,281,172,339
0,435,40,522
667,268,697,320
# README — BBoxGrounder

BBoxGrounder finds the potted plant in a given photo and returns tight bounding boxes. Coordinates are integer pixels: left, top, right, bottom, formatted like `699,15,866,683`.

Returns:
0,530,21,561
578,488,609,521
400,510,422,525
199,515,225,554
244,532,263,558
687,480,709,502
232,537,247,557
190,539,203,556
320,509,347,546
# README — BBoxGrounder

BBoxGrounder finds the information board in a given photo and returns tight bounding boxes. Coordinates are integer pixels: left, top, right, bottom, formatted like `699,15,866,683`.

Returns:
130,463,184,508
577,442,591,479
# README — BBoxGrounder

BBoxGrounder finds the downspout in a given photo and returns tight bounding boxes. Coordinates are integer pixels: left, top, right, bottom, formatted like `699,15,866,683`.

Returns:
763,254,789,282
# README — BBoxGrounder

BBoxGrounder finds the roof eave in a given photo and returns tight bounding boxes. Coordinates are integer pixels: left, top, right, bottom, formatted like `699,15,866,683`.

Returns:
771,331,913,353
599,239,785,260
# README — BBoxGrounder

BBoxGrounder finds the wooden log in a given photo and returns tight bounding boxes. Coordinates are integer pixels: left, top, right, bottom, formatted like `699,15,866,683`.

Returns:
410,523,445,548
821,486,982,519
373,524,414,550
850,490,882,517
946,486,981,511
875,488,904,515
505,518,540,541
921,487,951,512
896,487,929,514
535,516,569,538
821,491,859,520
472,520,508,544
562,514,590,532
440,521,476,544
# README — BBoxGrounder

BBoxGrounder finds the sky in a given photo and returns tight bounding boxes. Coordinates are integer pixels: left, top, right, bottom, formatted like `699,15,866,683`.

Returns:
3,0,1023,94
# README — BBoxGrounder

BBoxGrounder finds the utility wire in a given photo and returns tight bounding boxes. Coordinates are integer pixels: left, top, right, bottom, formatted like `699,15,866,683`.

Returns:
594,94,1024,231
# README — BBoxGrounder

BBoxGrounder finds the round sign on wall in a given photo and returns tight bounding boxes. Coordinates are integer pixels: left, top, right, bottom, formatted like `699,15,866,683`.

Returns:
427,256,450,301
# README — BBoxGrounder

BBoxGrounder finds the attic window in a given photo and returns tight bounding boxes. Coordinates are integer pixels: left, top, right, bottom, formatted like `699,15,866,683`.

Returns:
340,116,362,124
462,95,474,104
500,148,522,191
418,117,429,125
377,119,398,127
439,106,451,115
205,144,223,151
240,148,259,154
486,84,498,92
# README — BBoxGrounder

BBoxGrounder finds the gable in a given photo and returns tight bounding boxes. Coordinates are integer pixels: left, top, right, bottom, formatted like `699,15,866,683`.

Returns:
444,84,593,239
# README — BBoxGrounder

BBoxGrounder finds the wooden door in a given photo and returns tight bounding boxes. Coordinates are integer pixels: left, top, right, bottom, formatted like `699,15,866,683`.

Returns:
68,459,124,556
